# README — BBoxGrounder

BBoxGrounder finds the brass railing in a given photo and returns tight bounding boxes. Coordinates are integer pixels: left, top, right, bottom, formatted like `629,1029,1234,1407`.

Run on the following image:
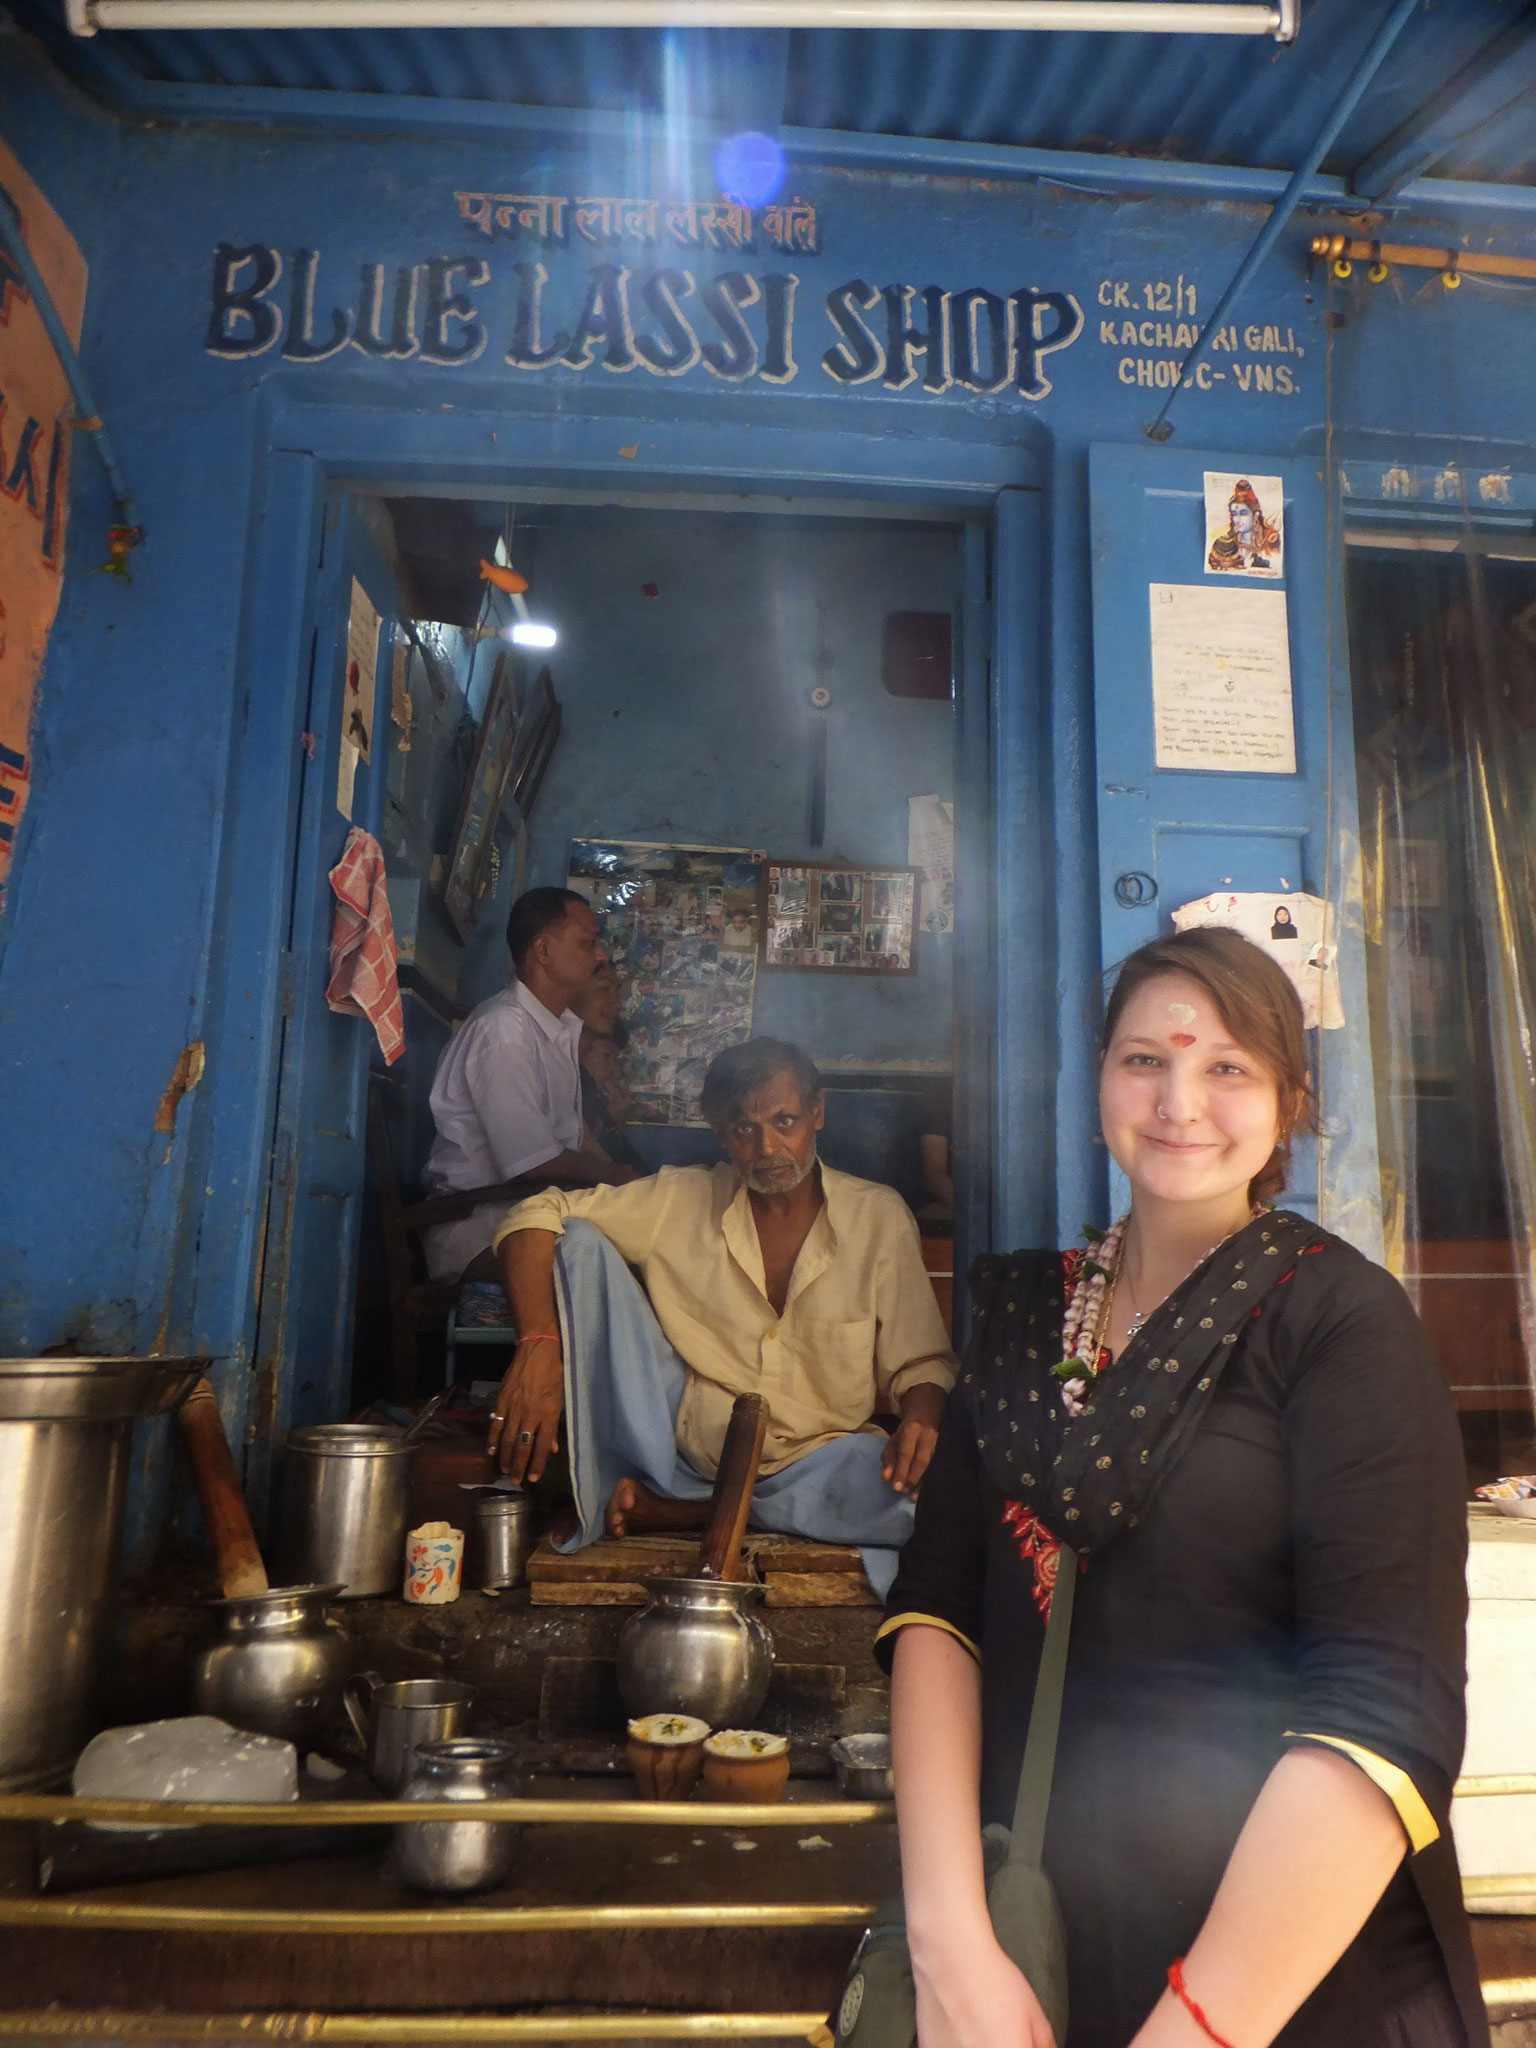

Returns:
0,1790,885,2040
1,1781,1532,2036
0,2014,839,2042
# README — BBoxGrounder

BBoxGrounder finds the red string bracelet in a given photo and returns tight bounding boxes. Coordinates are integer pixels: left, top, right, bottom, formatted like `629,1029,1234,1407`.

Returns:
514,1332,560,1344
1168,1959,1238,2048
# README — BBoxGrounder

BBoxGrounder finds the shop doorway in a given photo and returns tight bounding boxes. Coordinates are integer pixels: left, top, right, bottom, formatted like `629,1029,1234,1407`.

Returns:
240,477,987,1449
351,492,966,1407
1346,526,1536,1481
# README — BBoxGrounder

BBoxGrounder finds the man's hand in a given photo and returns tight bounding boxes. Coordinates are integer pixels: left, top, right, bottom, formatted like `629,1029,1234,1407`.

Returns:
882,1380,948,1497
487,1334,565,1484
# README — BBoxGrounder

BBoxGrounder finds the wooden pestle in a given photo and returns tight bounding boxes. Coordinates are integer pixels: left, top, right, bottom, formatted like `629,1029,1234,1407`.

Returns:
693,1393,769,1583
177,1377,270,1598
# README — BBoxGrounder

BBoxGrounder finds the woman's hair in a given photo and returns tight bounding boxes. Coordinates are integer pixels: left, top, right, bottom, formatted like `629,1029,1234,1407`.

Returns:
1100,927,1317,1205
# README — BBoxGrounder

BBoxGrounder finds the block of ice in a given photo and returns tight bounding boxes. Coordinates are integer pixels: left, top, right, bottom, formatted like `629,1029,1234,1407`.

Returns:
74,1716,299,1824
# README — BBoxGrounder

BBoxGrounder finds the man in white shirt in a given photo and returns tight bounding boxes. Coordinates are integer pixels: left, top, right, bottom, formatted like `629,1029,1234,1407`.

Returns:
483,1038,957,1595
422,888,638,1281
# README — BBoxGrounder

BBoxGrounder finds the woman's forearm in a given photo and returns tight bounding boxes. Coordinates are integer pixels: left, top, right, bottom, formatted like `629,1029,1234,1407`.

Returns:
890,1625,991,1953
1131,1745,1408,2048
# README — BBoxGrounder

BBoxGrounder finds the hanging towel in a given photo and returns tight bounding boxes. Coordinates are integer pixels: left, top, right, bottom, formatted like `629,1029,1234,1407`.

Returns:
326,826,405,1066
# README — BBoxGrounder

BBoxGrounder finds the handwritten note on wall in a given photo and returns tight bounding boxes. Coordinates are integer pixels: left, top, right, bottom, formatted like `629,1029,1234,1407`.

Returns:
1148,583,1296,775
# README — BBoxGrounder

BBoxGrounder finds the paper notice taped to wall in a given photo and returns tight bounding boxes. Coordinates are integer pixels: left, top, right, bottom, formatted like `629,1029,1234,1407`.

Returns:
1172,889,1343,1030
344,578,380,765
907,794,954,936
1149,583,1296,775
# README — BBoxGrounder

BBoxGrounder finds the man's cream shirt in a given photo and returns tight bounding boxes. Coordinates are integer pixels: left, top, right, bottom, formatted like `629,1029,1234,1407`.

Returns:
494,1162,957,1475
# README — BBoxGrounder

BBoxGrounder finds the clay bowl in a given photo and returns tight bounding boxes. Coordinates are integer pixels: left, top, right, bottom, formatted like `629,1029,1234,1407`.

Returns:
701,1729,790,1803
626,1713,710,1800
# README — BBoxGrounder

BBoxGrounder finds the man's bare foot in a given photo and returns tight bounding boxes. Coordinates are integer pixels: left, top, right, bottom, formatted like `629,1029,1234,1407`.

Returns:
547,1505,581,1547
605,1478,711,1539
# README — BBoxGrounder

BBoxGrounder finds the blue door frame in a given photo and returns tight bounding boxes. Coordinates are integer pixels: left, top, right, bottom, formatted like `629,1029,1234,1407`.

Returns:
160,388,1063,1530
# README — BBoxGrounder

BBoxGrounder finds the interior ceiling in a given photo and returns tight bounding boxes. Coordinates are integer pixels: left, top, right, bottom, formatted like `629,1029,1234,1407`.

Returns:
17,0,1536,197
383,492,960,624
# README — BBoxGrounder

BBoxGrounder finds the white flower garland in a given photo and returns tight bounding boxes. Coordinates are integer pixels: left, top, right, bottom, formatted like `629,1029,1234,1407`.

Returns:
1054,1208,1264,1416
1053,1215,1127,1417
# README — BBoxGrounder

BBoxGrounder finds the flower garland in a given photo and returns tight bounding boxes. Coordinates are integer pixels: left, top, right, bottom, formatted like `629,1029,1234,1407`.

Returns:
1053,1208,1267,1416
1053,1217,1126,1416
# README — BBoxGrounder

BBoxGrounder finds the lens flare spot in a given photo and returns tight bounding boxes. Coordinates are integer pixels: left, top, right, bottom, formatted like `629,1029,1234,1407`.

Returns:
715,131,785,208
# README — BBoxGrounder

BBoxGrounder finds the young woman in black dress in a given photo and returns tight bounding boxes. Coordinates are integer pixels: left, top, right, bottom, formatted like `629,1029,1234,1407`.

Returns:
881,928,1484,2048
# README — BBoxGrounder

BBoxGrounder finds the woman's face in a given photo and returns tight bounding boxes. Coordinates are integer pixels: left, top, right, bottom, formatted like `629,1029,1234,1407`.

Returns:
1099,973,1282,1210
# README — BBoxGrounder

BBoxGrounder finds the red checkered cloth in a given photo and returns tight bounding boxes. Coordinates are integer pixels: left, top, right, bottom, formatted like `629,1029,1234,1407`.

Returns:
325,827,404,1066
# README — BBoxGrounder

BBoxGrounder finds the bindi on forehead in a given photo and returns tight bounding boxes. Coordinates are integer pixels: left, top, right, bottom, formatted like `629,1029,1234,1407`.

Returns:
1161,998,1200,1048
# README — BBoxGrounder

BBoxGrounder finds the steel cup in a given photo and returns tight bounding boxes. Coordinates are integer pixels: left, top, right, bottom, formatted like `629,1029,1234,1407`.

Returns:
342,1672,475,1792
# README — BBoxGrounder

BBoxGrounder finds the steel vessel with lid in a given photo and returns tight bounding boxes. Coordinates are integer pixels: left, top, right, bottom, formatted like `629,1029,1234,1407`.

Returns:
275,1422,413,1597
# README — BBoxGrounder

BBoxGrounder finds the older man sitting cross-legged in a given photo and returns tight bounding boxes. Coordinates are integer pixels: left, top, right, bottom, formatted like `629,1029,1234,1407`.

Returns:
485,1037,957,1597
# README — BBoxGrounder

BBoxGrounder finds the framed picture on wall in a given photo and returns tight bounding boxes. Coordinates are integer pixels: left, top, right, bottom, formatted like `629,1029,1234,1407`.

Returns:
759,861,919,975
442,653,521,940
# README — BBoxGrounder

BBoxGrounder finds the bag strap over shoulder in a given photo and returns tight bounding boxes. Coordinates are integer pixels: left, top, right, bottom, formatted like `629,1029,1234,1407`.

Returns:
1008,1542,1077,1869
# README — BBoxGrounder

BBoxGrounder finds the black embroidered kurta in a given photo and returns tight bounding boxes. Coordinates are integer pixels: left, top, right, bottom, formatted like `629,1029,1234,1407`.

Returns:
878,1226,1487,2048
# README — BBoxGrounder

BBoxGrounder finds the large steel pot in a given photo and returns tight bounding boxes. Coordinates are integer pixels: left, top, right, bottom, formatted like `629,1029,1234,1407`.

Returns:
0,1356,206,1791
274,1423,413,1598
616,1576,773,1726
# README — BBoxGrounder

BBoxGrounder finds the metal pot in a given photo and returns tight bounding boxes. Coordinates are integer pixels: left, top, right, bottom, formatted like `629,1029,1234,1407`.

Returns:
616,1576,773,1726
192,1584,350,1747
0,1356,206,1791
275,1424,413,1598
390,1737,524,1893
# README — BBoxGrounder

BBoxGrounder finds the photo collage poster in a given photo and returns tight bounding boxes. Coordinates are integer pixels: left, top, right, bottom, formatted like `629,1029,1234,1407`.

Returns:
567,840,763,1125
763,864,917,972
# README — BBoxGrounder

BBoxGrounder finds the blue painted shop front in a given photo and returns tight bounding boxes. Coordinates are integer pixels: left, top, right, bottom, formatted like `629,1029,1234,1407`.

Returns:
2,32,1534,1554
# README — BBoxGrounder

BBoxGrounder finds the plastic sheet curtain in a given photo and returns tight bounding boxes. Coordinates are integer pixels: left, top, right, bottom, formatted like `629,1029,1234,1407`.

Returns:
1347,530,1536,1470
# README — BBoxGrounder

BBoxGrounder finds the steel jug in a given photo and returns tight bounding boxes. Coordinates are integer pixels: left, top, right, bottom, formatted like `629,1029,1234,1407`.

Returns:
192,1584,350,1748
616,1576,773,1726
390,1737,524,1893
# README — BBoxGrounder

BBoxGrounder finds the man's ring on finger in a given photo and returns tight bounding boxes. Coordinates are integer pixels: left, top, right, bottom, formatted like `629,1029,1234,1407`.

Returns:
518,1429,533,1445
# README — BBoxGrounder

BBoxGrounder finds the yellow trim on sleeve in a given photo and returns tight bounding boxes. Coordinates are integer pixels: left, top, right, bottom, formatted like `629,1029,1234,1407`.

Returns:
1284,1731,1440,1853
874,1612,982,1664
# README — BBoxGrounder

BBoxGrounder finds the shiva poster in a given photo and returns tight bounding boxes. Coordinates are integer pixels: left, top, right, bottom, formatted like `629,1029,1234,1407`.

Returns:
1204,471,1284,581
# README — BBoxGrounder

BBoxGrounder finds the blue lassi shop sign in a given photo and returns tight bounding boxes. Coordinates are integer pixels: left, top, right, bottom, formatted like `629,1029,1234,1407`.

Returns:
205,186,1086,402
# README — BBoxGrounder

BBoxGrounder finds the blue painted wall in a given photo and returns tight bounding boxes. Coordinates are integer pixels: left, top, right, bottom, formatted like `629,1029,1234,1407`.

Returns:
510,507,955,1062
2,31,1535,1520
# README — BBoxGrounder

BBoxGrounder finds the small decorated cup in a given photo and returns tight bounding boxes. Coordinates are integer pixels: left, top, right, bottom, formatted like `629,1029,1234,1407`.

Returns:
701,1729,790,1803
404,1523,464,1605
626,1713,711,1800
